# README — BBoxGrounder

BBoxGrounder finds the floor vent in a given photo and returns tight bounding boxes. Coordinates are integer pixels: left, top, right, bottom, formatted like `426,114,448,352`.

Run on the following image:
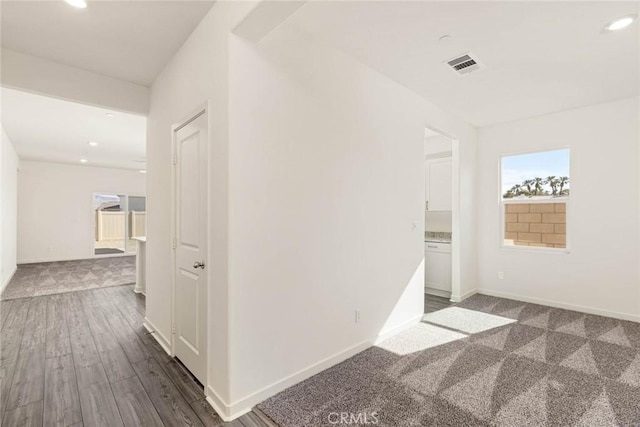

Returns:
446,53,484,75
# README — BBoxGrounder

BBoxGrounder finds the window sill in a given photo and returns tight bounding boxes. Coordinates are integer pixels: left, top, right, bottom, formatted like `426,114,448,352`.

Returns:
500,245,570,255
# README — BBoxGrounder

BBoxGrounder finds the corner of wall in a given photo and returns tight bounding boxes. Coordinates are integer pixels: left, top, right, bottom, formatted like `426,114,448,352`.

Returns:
1,125,19,291
0,266,17,296
143,318,172,355
451,288,478,303
215,339,371,421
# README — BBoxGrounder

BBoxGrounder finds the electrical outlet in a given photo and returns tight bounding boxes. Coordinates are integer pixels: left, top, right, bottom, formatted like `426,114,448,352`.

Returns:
498,272,504,280
355,310,361,323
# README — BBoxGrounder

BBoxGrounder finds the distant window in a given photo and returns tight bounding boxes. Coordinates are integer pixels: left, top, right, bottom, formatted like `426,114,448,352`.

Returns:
501,149,570,250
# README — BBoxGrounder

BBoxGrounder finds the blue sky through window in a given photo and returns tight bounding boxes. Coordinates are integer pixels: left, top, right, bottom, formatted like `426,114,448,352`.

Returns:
501,149,570,194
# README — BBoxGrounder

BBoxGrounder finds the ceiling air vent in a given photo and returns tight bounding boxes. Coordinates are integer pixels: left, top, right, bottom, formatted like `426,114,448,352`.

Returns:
446,53,484,75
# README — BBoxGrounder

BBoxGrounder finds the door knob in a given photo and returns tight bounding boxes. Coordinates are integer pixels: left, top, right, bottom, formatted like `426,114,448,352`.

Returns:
193,260,205,269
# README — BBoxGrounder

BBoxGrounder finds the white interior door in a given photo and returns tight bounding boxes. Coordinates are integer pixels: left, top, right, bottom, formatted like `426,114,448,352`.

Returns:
174,111,208,384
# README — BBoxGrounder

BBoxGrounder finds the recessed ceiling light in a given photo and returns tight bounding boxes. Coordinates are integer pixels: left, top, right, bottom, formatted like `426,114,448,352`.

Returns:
64,0,87,9
139,170,147,174
105,113,115,118
604,15,637,31
80,159,88,163
88,141,98,147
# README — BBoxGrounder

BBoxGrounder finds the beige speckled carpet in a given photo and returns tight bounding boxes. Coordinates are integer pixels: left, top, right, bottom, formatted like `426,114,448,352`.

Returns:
1,257,136,300
258,294,640,426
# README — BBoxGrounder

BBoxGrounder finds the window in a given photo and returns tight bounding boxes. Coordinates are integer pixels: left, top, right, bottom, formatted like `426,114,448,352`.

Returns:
501,149,570,250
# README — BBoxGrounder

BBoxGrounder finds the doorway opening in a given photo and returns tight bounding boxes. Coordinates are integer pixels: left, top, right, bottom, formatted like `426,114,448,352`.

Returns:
94,193,146,255
423,127,458,313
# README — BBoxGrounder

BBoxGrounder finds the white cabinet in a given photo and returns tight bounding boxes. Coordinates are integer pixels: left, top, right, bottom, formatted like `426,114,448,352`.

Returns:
133,237,146,295
425,157,452,211
425,242,451,296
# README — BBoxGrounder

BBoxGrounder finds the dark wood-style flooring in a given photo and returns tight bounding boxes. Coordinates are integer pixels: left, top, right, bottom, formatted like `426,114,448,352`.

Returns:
0,285,277,427
424,294,453,314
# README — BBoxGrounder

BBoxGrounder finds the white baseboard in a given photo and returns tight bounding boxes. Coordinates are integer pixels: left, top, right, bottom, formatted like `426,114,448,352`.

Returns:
0,266,17,296
210,339,371,421
143,318,172,355
460,288,478,301
206,387,251,422
449,288,477,303
18,253,134,264
477,288,640,323
424,288,451,299
209,315,429,420
375,314,423,345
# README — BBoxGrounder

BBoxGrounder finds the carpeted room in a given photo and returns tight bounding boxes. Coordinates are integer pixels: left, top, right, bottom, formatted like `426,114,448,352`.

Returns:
1,257,136,300
258,295,640,426
1,0,640,426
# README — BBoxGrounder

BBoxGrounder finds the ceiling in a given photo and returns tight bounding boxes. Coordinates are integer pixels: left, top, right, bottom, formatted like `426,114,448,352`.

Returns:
1,1,214,86
287,1,640,126
2,88,146,170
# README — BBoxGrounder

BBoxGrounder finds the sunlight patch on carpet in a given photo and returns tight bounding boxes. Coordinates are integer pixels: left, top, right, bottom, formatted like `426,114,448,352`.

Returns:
376,323,467,356
423,307,517,334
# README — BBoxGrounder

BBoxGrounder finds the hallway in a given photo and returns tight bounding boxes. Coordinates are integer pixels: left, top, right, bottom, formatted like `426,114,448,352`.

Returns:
0,285,276,427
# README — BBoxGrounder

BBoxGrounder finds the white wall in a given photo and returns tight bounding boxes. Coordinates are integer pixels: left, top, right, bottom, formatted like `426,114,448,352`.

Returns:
1,48,150,115
477,97,640,321
226,25,478,411
17,161,146,263
147,2,477,419
426,211,452,233
145,1,257,414
1,126,19,291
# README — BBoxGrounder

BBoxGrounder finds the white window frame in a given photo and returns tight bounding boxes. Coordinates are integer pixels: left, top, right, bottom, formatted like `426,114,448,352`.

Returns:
499,149,571,254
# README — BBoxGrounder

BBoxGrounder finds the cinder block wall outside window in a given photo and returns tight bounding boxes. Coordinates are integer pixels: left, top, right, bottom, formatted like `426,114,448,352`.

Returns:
504,202,566,248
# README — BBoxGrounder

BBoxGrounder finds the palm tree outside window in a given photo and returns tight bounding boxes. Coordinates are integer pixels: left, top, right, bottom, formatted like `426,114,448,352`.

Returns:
500,149,570,251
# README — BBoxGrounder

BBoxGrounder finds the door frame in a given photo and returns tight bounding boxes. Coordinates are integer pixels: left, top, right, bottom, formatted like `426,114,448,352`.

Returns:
170,102,211,381
424,124,462,302
91,192,136,258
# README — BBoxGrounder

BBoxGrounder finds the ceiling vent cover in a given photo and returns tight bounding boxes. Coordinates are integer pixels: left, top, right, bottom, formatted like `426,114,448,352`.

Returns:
446,53,484,75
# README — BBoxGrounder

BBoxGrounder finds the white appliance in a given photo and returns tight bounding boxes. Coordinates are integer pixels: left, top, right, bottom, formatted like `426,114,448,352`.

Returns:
424,241,451,298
